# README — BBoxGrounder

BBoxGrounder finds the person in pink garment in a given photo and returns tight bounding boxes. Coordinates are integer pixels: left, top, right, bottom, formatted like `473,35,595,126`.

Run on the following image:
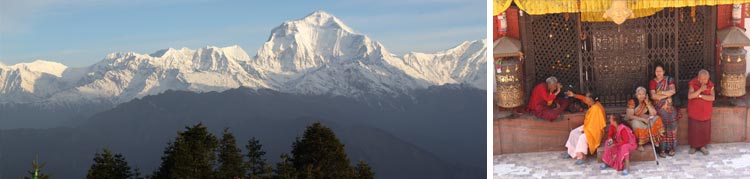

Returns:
601,114,637,176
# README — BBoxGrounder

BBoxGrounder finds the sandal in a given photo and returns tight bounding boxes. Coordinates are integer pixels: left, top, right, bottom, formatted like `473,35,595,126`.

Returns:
668,150,676,156
700,147,709,155
561,153,572,159
575,159,583,165
622,169,629,176
600,164,607,169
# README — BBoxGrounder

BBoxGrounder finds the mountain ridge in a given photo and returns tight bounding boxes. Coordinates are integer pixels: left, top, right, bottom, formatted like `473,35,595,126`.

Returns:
0,10,485,129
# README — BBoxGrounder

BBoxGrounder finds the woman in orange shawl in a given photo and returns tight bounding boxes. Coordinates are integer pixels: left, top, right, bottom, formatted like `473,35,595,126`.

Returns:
562,90,606,165
626,86,666,157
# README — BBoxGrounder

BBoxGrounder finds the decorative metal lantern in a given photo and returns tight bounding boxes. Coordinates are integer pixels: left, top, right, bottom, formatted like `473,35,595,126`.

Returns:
494,36,524,108
496,58,525,108
720,47,747,97
717,26,750,97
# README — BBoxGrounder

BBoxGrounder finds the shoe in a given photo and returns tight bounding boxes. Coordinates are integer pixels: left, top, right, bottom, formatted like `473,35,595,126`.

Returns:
689,148,696,154
600,163,607,169
575,159,583,165
700,147,709,155
668,150,676,156
562,153,572,159
622,169,629,176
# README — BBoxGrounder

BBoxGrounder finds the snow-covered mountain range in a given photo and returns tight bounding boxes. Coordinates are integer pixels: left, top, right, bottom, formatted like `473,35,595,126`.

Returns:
0,10,486,105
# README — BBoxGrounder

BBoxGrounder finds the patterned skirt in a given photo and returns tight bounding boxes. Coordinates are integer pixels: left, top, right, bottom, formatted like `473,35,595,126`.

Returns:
658,107,680,150
630,117,664,146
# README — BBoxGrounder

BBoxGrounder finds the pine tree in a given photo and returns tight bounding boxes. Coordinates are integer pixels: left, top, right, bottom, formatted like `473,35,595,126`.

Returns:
132,167,145,179
151,123,219,179
216,128,246,179
354,160,374,179
86,148,134,179
151,141,176,179
290,122,355,179
273,153,296,179
23,155,50,179
245,137,271,179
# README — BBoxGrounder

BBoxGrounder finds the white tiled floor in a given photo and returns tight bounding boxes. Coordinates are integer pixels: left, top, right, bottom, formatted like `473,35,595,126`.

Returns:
494,142,750,179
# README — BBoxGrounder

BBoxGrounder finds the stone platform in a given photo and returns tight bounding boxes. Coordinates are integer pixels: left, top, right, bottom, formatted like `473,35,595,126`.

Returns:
494,106,750,159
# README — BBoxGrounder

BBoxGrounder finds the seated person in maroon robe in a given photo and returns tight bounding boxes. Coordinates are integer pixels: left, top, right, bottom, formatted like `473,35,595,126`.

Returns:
526,76,570,122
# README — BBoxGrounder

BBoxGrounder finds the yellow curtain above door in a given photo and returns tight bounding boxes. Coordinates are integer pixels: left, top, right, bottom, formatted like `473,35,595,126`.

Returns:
494,0,750,21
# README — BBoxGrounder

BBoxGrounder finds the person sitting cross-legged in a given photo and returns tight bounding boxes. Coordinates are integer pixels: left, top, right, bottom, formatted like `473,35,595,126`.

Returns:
526,76,570,122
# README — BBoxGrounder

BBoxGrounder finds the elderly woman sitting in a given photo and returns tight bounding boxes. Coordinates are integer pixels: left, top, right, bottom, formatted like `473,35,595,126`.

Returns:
626,86,666,157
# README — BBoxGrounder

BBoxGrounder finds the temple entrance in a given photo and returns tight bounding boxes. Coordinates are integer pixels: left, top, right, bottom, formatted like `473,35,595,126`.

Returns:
520,7,716,107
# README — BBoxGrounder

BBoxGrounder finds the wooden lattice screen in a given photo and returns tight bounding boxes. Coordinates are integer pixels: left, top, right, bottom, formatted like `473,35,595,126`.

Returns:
521,7,716,107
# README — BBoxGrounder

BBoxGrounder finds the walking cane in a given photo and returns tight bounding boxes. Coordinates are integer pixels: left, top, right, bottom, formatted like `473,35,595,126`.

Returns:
646,116,660,165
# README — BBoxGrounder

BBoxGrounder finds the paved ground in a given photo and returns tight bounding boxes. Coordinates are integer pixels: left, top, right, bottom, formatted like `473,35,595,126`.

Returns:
494,142,750,179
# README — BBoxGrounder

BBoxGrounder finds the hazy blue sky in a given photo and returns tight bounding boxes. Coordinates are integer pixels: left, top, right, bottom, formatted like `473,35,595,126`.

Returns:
0,0,485,67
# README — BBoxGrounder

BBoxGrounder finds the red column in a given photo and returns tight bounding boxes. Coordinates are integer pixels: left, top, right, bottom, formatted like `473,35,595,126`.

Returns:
506,8,520,39
493,7,521,41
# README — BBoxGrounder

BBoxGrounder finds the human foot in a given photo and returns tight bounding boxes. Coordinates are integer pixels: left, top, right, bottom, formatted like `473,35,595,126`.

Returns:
700,147,709,155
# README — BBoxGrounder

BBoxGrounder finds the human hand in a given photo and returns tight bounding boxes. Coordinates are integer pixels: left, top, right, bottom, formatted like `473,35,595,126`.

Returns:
565,90,575,97
663,104,672,111
639,117,649,123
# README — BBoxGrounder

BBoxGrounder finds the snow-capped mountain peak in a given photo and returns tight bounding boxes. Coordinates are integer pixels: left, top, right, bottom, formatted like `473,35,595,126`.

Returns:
1,10,485,106
299,10,355,33
4,60,68,77
254,10,389,73
0,60,69,102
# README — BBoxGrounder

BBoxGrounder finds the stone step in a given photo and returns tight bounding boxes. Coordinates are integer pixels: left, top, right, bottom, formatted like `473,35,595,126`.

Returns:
494,113,585,154
493,106,749,155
